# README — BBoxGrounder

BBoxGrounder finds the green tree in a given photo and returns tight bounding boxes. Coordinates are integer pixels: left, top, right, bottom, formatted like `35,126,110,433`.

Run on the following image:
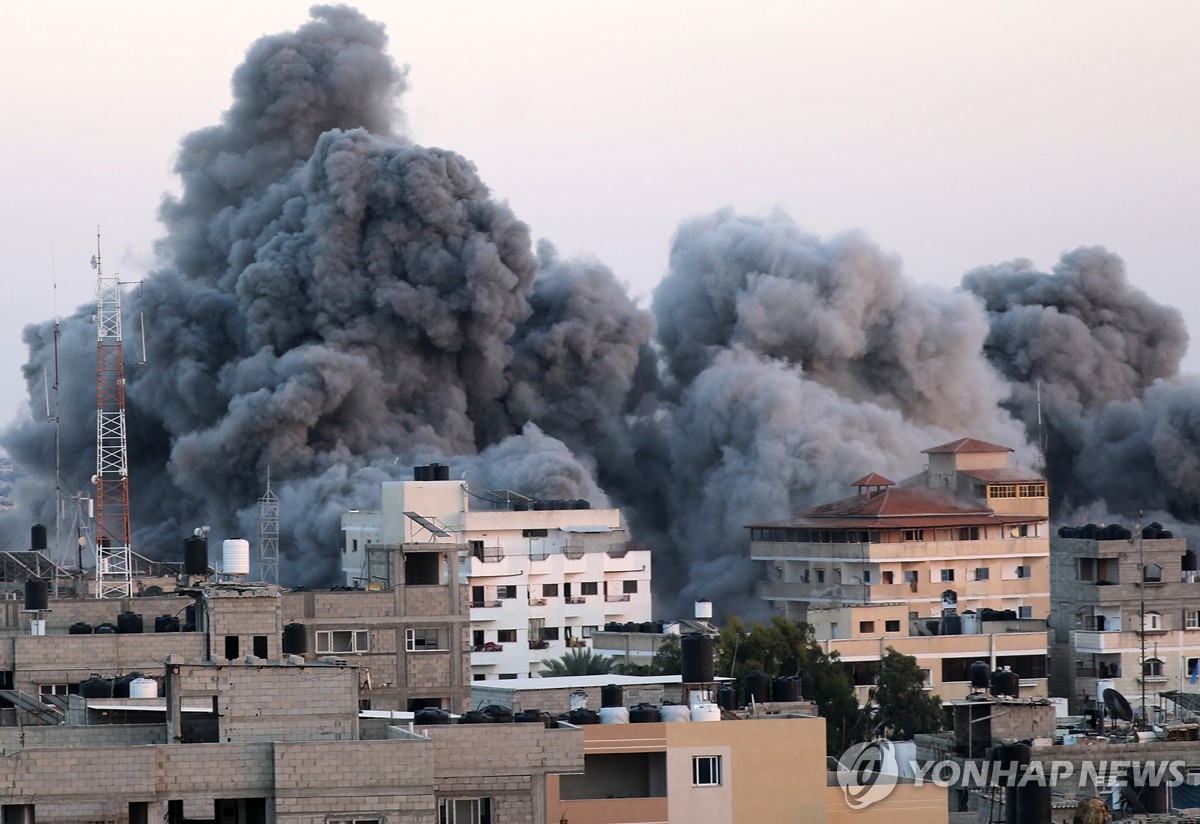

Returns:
540,648,614,676
868,647,943,739
650,633,681,675
715,615,863,753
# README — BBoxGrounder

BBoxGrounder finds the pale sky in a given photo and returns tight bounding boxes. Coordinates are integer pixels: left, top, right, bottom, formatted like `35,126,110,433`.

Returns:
3,0,1198,425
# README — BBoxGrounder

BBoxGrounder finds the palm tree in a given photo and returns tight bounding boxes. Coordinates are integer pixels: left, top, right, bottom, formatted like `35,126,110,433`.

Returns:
540,648,614,676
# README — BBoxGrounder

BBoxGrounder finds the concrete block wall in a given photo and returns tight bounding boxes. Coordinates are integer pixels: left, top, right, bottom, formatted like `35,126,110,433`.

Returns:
0,723,164,749
10,632,207,693
470,682,667,715
202,591,283,661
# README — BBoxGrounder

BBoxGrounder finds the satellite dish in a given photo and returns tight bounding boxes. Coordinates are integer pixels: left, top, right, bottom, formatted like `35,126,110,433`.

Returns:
1103,687,1134,723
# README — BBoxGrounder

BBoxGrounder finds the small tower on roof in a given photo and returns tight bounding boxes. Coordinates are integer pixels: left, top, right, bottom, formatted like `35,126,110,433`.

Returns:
851,473,894,498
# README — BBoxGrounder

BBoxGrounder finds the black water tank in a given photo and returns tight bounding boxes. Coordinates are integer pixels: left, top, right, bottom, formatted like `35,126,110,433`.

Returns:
604,622,620,632
94,622,117,634
1004,669,1021,698
992,743,1031,785
629,703,661,723
413,465,430,481
282,622,308,655
942,614,962,636
926,620,940,636
183,536,208,575
717,685,738,711
413,708,451,725
458,710,493,724
566,708,599,725
112,672,144,698
601,684,624,708
1183,551,1198,572
432,463,450,482
681,634,715,683
622,621,638,633
1161,529,1175,539
117,611,143,634
69,622,93,635
79,677,113,698
970,661,991,690
154,615,180,633
481,704,514,723
514,709,545,724
30,524,47,552
639,622,655,634
989,668,1007,696
1015,769,1051,824
533,500,552,511
573,499,591,509
23,579,48,611
772,676,801,702
1134,775,1168,814
743,670,771,704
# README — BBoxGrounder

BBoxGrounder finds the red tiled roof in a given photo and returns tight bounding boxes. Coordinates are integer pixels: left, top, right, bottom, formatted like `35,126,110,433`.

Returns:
851,473,895,488
745,486,1040,530
922,437,1013,454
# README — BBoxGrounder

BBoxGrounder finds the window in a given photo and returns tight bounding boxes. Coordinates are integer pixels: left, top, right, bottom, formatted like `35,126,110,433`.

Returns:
522,529,548,538
1018,606,1033,619
1142,612,1163,632
541,627,560,641
970,567,990,581
542,583,559,597
940,569,955,582
497,673,518,680
38,683,69,704
497,585,518,599
957,527,980,541
580,582,599,596
623,580,638,594
1143,563,1163,583
988,484,1017,499
1078,558,1096,581
253,635,268,658
815,569,826,584
885,620,901,633
862,570,872,583
497,629,517,643
582,625,598,638
438,797,491,824
859,621,876,634
316,630,370,654
1142,658,1164,678
693,755,722,786
903,570,918,584
904,529,926,541
882,571,894,585
225,635,240,659
1015,565,1031,579
406,627,449,651
1187,610,1200,630
1017,483,1047,498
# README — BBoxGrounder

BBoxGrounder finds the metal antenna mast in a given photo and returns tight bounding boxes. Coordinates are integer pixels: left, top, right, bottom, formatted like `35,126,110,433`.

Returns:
92,231,132,598
257,467,279,584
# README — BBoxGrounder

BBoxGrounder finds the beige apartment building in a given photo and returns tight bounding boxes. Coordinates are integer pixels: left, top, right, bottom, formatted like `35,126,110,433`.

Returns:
750,438,1051,700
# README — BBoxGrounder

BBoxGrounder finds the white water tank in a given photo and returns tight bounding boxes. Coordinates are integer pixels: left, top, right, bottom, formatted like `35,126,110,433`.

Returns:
129,678,158,699
690,702,720,722
694,599,713,620
222,539,251,576
1097,679,1115,707
599,706,630,724
660,704,691,722
960,611,979,635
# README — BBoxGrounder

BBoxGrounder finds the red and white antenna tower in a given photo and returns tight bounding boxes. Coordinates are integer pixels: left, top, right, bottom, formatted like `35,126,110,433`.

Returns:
92,232,132,598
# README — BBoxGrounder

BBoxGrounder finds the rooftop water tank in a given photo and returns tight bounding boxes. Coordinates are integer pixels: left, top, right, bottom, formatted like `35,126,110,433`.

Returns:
599,706,630,724
660,704,691,723
629,703,661,723
717,685,738,711
30,524,47,552
694,599,713,620
117,611,143,634
743,670,770,705
23,579,48,612
129,677,158,699
970,661,991,690
681,634,715,683
601,684,624,708
480,704,513,723
566,708,599,725
772,676,801,703
457,710,493,724
414,708,451,725
183,536,208,575
222,539,250,576
68,622,92,635
690,702,720,722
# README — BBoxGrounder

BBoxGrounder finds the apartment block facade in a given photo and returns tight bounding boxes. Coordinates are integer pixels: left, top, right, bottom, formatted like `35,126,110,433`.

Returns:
750,438,1051,700
341,466,651,680
1050,525,1199,716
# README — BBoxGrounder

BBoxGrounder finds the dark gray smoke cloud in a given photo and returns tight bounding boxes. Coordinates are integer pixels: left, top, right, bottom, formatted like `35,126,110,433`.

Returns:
2,6,1194,618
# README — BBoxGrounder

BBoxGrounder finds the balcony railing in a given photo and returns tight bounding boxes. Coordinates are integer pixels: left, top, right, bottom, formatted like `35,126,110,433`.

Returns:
528,598,547,607
473,643,504,652
471,600,502,609
563,545,585,560
528,640,550,650
606,544,629,559
471,546,505,562
605,594,631,603
530,549,550,561
565,596,586,604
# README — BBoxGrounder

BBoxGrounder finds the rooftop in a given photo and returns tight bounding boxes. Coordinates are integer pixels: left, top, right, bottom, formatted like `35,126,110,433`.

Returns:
922,437,1013,454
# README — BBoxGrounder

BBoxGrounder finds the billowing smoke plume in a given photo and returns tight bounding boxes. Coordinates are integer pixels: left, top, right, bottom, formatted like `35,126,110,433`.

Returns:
2,6,1195,617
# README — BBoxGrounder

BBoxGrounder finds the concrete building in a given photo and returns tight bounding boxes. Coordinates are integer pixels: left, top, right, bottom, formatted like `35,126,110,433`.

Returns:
1050,521,1200,717
749,438,1051,701
341,465,651,681
0,584,584,823
550,715,948,824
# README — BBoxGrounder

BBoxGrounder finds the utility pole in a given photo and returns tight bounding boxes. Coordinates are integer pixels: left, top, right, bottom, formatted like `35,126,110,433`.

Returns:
1139,508,1146,726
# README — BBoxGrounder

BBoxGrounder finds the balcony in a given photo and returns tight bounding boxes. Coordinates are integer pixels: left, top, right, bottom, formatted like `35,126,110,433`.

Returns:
565,596,587,605
528,640,550,650
528,598,547,607
563,545,585,560
473,643,504,652
471,545,504,563
606,544,629,559
471,600,502,609
605,594,631,603
1072,630,1138,653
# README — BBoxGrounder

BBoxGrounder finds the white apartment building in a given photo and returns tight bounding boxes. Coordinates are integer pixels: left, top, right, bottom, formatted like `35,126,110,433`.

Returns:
341,464,652,680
